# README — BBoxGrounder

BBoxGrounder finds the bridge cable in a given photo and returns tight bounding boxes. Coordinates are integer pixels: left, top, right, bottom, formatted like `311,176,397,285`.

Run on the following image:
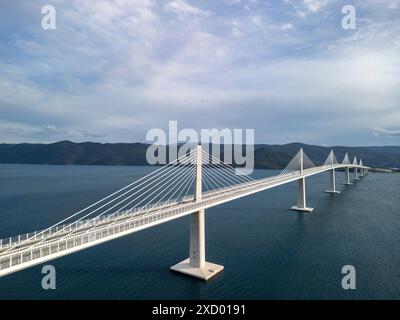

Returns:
2,150,197,254
28,154,197,249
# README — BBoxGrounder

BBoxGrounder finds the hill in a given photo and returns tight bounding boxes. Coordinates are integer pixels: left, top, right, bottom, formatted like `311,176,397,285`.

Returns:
0,141,399,169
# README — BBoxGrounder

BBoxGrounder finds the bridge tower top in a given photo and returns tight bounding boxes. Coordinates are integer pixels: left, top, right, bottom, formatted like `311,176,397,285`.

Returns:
342,153,351,165
324,150,339,167
300,148,304,174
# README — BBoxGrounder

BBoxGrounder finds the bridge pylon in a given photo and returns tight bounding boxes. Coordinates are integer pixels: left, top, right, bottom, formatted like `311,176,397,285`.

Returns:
171,145,224,281
359,159,364,177
342,153,352,185
345,167,352,185
353,157,360,180
325,150,340,194
290,148,314,212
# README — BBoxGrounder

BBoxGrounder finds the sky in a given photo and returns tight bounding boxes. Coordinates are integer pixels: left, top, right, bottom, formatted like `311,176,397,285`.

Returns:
0,0,399,146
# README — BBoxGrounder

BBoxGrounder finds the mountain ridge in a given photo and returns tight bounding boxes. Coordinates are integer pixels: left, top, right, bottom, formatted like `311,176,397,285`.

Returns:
1,141,399,169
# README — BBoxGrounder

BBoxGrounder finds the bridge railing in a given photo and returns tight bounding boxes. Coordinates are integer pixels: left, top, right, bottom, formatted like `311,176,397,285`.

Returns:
0,197,204,271
0,195,196,251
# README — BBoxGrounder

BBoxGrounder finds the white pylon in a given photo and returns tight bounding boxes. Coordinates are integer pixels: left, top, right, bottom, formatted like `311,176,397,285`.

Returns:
359,159,364,177
171,145,224,280
343,153,352,185
290,148,314,212
353,156,359,180
325,150,340,194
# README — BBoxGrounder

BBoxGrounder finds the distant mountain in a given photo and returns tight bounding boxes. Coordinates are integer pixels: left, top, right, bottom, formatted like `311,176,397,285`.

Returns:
254,143,400,168
0,141,149,166
0,141,399,169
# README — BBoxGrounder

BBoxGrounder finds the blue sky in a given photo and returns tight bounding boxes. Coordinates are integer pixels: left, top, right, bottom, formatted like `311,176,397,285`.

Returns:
0,0,399,145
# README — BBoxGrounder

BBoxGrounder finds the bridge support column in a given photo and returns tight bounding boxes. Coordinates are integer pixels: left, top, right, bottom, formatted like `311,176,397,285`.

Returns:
354,167,359,180
290,149,313,212
325,169,340,194
344,167,352,185
171,209,223,281
171,145,223,281
189,210,205,268
290,178,314,212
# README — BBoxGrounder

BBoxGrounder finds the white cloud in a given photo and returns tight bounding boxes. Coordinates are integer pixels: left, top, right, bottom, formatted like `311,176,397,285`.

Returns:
163,0,211,18
296,10,307,18
0,122,104,143
303,0,329,13
362,0,400,9
372,126,400,138
288,0,330,17
281,23,294,30
0,0,399,145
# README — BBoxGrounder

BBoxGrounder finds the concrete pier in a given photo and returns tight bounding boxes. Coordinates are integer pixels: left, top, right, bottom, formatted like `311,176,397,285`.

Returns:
344,167,352,185
354,167,360,180
291,177,314,212
171,145,223,280
325,169,340,194
171,209,224,280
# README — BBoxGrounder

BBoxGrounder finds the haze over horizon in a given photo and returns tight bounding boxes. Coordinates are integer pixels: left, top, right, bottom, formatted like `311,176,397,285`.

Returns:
3,139,400,149
1,0,399,146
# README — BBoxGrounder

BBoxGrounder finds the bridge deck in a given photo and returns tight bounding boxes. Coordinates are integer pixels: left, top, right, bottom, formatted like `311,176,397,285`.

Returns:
0,164,368,277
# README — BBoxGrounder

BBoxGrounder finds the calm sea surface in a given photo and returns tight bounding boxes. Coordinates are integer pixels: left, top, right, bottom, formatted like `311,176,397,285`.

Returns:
0,164,399,299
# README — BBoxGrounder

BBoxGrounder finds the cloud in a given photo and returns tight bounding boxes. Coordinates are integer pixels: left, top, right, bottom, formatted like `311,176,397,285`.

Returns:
285,0,330,18
363,0,400,9
163,0,211,19
296,10,307,18
0,0,399,145
281,23,294,30
0,122,105,143
303,0,330,13
41,125,105,139
372,126,400,138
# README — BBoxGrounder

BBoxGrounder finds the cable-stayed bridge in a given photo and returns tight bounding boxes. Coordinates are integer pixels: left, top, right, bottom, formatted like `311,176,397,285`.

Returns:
0,146,370,280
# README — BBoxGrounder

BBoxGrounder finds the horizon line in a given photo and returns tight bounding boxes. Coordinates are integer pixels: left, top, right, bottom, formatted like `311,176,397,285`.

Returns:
1,140,400,148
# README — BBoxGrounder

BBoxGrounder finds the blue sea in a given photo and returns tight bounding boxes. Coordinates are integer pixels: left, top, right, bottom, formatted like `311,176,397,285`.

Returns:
0,164,399,299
